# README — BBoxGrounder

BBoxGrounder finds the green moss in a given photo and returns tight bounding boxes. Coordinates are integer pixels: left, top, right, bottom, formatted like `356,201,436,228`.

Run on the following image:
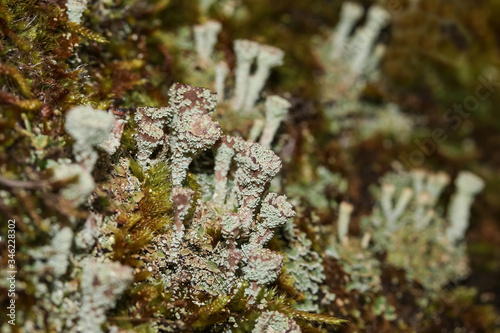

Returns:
113,281,173,330
112,161,173,263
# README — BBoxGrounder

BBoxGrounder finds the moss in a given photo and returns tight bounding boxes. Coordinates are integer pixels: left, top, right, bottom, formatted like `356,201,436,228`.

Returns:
112,281,173,330
112,161,173,263
1,0,498,332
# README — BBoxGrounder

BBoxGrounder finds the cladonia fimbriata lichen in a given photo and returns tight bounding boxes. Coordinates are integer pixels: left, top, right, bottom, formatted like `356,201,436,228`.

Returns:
65,105,115,170
337,201,354,245
347,5,390,75
98,117,126,156
215,61,229,102
447,171,485,242
285,230,326,312
243,247,283,300
193,20,222,66
243,44,285,112
259,95,291,148
6,1,495,332
332,168,485,293
250,192,295,247
232,140,282,230
79,261,133,333
31,227,73,278
66,0,88,24
167,83,221,186
58,106,116,205
134,106,172,169
253,311,301,333
213,136,236,205
49,161,95,206
330,2,364,60
122,84,301,325
232,39,260,110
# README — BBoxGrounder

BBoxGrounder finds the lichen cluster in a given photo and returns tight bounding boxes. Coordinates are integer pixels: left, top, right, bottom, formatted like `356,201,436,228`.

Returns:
1,0,499,332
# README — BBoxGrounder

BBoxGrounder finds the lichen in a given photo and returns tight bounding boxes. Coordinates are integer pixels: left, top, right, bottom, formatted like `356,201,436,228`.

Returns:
1,1,496,332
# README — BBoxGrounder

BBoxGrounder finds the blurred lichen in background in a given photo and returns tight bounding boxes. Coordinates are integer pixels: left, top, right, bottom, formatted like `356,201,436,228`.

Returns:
0,0,499,332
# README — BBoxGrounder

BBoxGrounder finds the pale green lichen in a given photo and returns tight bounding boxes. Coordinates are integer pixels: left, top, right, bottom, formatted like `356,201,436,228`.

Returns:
213,136,237,205
194,20,222,66
447,171,485,242
167,83,221,186
259,95,291,149
327,237,382,293
285,231,326,312
65,105,115,170
111,83,324,331
3,2,491,331
66,0,88,24
337,201,353,244
243,248,283,300
330,2,364,60
232,39,260,110
49,161,95,206
360,168,481,292
31,227,73,277
215,61,229,102
243,44,285,112
79,261,134,333
346,5,391,76
134,106,172,169
253,311,301,333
